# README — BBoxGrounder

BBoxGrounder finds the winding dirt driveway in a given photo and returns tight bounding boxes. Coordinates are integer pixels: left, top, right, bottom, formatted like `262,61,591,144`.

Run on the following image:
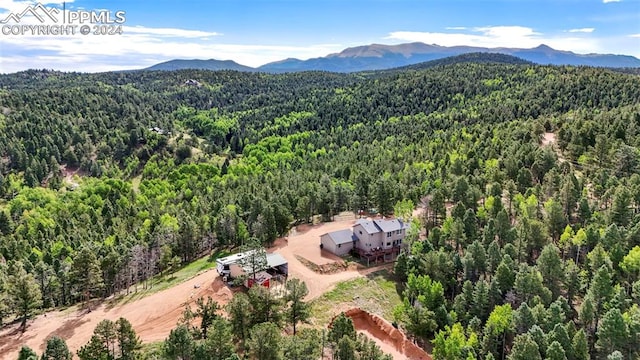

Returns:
0,217,381,359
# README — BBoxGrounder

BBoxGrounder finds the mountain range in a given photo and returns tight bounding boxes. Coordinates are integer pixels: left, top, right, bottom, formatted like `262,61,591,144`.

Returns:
143,43,640,73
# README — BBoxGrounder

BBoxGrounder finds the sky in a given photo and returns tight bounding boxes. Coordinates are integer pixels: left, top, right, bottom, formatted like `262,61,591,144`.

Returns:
0,0,639,73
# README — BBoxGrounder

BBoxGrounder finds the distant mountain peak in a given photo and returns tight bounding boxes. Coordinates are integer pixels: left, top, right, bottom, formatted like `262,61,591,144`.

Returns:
534,44,554,50
143,58,254,72
258,42,640,72
139,42,640,74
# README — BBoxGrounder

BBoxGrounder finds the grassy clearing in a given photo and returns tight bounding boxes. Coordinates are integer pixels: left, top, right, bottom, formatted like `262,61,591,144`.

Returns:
108,249,231,306
310,269,403,327
139,341,164,360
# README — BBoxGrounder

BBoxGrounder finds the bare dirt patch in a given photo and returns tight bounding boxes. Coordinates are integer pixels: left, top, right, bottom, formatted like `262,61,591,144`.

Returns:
541,132,556,146
332,308,432,360
270,216,391,300
0,270,231,360
276,216,357,267
541,131,567,164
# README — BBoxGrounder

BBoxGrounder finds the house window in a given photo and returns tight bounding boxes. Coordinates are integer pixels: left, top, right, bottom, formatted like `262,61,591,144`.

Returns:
359,231,362,235
387,232,392,238
396,230,401,235
338,244,341,248
386,242,391,246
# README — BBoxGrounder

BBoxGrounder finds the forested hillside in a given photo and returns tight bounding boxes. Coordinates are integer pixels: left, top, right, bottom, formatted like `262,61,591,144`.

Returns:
1,58,640,359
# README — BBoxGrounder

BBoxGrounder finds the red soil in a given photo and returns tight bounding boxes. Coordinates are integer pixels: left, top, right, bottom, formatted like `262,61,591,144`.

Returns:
332,308,432,360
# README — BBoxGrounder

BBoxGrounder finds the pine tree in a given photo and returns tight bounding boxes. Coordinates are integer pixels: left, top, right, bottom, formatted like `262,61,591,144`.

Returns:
329,312,356,345
18,346,38,360
284,278,310,335
596,308,628,356
42,336,72,360
610,186,631,227
572,329,590,360
528,325,548,359
336,335,357,360
514,302,536,334
508,333,542,360
547,324,571,360
282,328,322,360
587,265,614,332
8,263,42,331
71,247,104,306
203,318,235,360
546,341,567,360
116,317,141,360
247,322,282,360
193,296,220,339
537,244,564,299
163,325,195,360
225,292,251,347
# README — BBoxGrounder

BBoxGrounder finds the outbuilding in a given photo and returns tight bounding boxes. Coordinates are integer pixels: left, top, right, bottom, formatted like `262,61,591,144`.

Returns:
216,250,288,284
320,229,357,256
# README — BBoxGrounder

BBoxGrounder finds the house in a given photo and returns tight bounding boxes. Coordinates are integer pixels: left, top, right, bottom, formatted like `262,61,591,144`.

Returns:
184,79,202,87
320,229,358,256
354,219,406,250
320,218,409,260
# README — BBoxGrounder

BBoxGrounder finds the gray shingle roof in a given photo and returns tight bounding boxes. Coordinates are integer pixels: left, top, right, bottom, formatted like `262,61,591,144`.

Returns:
325,229,358,245
373,219,405,232
354,219,380,234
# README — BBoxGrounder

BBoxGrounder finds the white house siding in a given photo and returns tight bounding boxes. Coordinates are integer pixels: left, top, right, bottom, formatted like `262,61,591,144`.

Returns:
321,233,353,256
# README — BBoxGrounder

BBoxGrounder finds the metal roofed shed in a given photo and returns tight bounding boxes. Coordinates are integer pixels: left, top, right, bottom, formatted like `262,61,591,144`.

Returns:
266,253,288,276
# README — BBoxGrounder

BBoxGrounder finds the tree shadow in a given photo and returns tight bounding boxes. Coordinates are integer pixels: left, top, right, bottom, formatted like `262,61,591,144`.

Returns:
364,268,405,298
44,315,90,343
0,323,37,355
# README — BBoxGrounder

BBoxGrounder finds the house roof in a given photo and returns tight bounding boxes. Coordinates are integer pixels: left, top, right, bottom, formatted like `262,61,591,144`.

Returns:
373,219,406,233
266,253,288,268
354,218,408,234
216,250,287,273
324,229,358,245
354,219,380,234
216,250,256,265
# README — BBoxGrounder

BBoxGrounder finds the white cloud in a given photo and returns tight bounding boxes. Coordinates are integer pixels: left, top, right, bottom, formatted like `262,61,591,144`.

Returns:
568,28,595,33
0,0,71,11
631,33,640,37
0,25,344,72
445,26,467,30
123,26,221,38
385,26,602,54
603,0,621,3
0,0,345,72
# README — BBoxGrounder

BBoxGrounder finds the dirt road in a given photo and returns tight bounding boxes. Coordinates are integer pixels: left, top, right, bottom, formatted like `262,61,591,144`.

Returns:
0,217,381,358
0,269,230,359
